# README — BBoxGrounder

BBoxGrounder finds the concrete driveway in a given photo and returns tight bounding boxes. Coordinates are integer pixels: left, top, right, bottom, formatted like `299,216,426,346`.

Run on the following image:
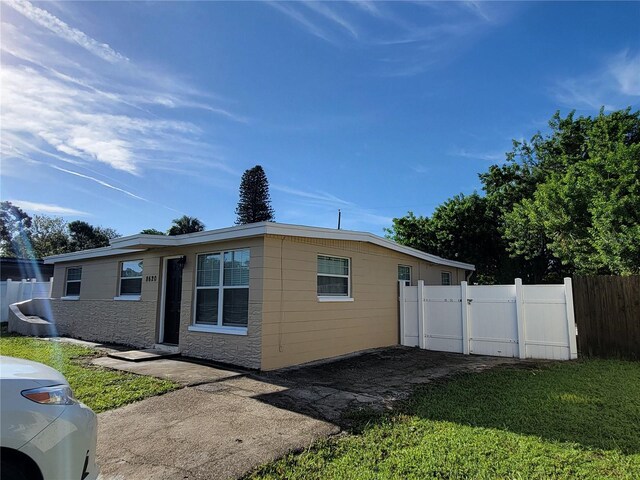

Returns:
96,347,519,479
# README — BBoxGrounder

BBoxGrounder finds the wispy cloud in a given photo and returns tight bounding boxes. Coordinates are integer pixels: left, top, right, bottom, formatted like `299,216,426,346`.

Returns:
449,148,505,162
267,1,515,76
6,0,128,63
272,183,392,229
1,0,246,182
50,166,149,202
552,49,640,111
8,200,89,216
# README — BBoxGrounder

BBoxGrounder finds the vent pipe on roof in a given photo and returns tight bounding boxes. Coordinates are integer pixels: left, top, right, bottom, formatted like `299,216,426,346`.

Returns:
337,209,341,230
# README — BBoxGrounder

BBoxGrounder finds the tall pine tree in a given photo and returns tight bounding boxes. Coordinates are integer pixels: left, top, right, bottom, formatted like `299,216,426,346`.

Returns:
235,165,275,224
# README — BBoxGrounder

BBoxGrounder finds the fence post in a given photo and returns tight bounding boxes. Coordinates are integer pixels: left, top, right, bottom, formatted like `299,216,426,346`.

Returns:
398,281,406,346
29,278,36,300
17,279,26,303
461,281,470,355
515,278,526,359
418,280,425,349
48,277,54,298
564,277,578,360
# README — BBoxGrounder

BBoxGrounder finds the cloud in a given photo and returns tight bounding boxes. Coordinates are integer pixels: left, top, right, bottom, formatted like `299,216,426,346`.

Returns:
6,0,128,63
49,166,149,202
8,200,89,216
449,148,505,162
266,1,512,76
1,2,245,180
272,183,392,230
552,50,640,111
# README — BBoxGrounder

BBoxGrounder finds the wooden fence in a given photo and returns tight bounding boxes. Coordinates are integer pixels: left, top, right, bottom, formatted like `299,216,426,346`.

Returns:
572,275,640,360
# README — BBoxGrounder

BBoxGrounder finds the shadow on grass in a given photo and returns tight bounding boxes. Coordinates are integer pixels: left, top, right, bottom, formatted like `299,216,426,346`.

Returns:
404,359,640,455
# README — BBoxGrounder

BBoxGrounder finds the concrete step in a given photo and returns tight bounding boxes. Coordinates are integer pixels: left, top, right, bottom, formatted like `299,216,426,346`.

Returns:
107,348,180,362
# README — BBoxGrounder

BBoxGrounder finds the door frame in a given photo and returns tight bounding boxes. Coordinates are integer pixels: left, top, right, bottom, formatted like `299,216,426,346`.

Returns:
158,255,184,344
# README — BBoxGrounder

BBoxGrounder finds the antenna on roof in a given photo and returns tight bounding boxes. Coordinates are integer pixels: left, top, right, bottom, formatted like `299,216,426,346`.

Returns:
337,209,341,230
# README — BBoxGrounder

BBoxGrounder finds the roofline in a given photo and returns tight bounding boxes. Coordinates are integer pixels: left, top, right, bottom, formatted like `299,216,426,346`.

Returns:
44,222,475,270
43,247,146,264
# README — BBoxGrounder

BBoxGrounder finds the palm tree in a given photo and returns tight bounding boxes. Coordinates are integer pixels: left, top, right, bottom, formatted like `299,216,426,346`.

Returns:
167,216,205,236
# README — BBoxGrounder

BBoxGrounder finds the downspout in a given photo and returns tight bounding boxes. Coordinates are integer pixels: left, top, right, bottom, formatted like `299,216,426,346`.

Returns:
465,269,475,283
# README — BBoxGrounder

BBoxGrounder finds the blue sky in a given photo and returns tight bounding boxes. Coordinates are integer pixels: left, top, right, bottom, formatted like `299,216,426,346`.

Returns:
1,1,639,236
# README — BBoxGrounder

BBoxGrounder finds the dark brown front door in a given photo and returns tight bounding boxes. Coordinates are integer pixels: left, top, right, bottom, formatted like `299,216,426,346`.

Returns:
163,258,183,344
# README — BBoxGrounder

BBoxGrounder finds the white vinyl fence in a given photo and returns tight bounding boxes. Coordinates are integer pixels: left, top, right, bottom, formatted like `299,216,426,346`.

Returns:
1,279,53,322
400,278,578,360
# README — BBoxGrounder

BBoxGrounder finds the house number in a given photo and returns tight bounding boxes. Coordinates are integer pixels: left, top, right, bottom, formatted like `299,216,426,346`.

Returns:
145,275,157,282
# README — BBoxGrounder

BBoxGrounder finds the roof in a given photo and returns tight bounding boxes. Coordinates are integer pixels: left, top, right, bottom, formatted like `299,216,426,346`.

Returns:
44,222,475,270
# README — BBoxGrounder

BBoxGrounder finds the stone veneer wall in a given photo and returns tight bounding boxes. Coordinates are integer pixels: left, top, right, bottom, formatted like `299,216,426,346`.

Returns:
47,299,157,348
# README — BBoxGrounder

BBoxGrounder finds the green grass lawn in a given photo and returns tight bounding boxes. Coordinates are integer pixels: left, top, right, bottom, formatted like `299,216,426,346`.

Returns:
251,359,640,480
0,334,178,412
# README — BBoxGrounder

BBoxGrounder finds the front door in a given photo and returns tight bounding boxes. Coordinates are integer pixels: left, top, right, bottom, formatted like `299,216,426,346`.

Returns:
163,258,183,344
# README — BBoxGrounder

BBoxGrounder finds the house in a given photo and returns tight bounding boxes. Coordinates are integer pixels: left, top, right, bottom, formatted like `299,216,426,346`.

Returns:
41,222,474,370
0,257,54,281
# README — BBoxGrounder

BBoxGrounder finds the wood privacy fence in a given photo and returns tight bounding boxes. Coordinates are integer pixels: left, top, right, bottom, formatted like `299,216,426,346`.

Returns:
572,275,640,360
400,279,578,361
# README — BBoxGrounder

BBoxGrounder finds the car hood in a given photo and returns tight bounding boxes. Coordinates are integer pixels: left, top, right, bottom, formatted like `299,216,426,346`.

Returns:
0,356,68,386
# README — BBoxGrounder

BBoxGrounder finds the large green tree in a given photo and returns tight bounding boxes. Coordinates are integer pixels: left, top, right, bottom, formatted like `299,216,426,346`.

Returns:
30,215,71,258
68,221,118,251
388,108,639,282
0,201,32,257
235,165,275,224
167,216,205,235
503,109,640,275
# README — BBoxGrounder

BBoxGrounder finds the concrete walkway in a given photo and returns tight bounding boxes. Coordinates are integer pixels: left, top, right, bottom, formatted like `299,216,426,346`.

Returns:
95,347,522,479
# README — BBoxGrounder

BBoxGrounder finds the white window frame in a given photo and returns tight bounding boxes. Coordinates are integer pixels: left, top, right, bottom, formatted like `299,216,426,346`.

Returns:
398,265,412,285
441,271,452,286
190,249,250,335
62,266,82,300
317,254,353,302
114,259,143,301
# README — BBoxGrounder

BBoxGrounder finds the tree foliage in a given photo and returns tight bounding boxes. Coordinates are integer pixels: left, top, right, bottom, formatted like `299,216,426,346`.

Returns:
387,108,640,282
0,202,120,258
140,228,166,235
167,216,205,236
235,165,275,224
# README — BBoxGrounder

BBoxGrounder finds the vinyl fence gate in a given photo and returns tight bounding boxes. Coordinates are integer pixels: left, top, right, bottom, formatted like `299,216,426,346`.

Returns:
399,278,578,360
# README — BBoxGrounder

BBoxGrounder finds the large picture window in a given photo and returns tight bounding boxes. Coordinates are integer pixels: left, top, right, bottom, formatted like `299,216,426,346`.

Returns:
119,260,143,296
194,249,250,330
317,255,350,297
65,267,82,297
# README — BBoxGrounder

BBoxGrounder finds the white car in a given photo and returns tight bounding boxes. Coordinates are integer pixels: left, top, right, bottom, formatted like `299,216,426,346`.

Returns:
0,356,99,480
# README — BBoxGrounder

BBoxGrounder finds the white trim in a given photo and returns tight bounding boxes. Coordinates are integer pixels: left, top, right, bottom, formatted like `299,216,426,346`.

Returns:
45,222,475,271
192,249,250,329
113,295,141,301
317,254,351,298
318,297,354,303
60,296,79,301
188,325,248,336
119,259,143,297
398,264,412,284
159,255,183,344
44,247,145,264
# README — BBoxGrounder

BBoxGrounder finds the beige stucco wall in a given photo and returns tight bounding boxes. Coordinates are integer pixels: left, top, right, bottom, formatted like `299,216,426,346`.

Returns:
49,237,264,369
259,235,467,370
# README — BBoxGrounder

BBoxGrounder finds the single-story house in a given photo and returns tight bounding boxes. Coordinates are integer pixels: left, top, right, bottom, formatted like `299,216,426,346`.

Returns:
42,222,474,370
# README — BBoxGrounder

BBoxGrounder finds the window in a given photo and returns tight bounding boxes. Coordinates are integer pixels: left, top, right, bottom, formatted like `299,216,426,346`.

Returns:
441,271,451,286
194,249,250,330
317,255,350,297
398,265,412,284
65,267,82,297
119,260,143,296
